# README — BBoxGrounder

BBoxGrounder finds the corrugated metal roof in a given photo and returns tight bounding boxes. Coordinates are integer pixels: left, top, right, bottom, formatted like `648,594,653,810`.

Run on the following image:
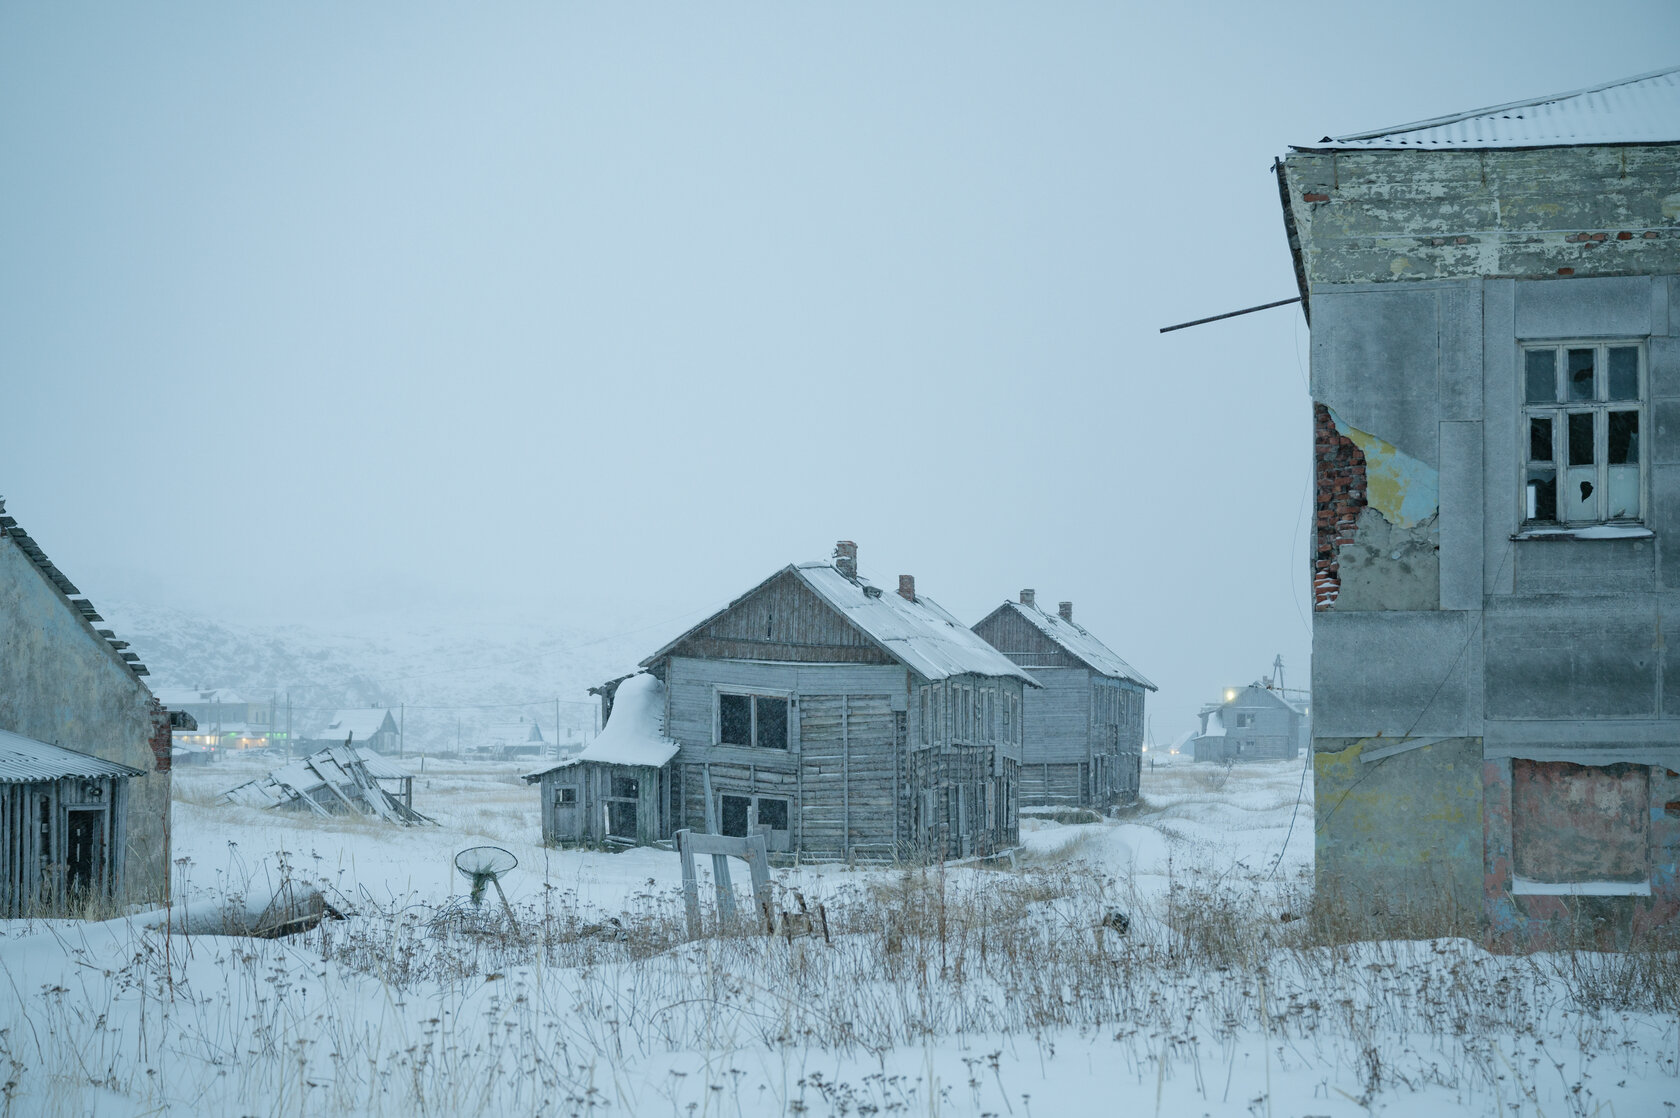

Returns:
985,601,1157,690
643,561,1041,686
1301,65,1680,150
0,727,145,783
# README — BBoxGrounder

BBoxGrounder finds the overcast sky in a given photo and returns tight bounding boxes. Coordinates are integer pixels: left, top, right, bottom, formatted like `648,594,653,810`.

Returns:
4,3,1677,735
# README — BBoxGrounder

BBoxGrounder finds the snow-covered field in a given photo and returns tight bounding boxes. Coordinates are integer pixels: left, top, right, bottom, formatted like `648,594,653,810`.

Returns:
2,754,1675,1117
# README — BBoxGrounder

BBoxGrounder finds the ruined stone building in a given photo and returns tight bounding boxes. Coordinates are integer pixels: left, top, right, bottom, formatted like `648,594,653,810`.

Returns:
1277,67,1680,946
0,497,186,915
971,591,1154,806
531,542,1038,860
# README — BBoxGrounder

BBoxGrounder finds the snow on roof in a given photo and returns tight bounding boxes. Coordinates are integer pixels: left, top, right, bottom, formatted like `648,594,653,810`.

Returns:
990,600,1156,690
0,727,144,784
528,673,677,777
474,720,544,745
792,563,1040,685
641,558,1040,686
1301,66,1680,150
1199,710,1226,738
316,709,393,741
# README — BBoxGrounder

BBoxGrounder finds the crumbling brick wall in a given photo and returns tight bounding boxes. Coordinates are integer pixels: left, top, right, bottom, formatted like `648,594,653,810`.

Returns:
148,699,172,772
1313,402,1367,610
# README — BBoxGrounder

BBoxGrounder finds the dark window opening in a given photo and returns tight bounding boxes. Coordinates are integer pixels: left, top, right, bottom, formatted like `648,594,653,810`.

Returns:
756,697,788,750
719,694,752,746
756,797,789,831
720,794,750,837
1567,412,1595,466
1608,346,1640,400
611,775,640,799
556,786,577,805
608,800,638,839
1529,416,1552,462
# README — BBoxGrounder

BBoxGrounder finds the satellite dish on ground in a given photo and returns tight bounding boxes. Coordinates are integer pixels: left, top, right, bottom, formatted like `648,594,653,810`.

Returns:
454,845,518,924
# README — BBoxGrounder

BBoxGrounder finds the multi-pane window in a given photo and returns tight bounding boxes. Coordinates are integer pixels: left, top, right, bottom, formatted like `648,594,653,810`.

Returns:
717,692,789,750
1522,342,1644,525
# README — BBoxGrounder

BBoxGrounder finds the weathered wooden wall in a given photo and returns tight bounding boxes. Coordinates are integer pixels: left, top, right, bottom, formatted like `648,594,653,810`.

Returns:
665,571,898,665
0,775,127,917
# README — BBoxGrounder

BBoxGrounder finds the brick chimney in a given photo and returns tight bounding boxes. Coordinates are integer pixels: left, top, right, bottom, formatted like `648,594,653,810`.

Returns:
1019,589,1035,607
1058,601,1073,622
834,540,858,580
898,575,915,601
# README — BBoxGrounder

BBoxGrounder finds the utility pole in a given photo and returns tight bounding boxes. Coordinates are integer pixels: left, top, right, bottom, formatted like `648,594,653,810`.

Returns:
400,702,405,758
555,697,561,760
286,693,292,757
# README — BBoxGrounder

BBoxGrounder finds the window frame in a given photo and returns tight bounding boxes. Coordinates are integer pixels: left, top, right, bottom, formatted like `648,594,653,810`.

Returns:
713,687,794,751
1519,339,1647,528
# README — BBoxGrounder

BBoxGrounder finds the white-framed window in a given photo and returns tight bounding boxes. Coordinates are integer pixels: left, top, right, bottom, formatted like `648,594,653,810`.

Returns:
715,690,790,750
1521,341,1645,525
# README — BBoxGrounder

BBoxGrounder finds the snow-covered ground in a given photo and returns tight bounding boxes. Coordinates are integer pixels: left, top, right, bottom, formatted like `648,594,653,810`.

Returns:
2,753,1675,1117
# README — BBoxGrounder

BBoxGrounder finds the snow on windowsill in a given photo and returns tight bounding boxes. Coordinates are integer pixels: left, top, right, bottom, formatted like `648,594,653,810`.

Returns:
1511,876,1652,897
1511,525,1653,541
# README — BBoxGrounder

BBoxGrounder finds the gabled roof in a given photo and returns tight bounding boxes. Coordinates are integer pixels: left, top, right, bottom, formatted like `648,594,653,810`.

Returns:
526,673,677,778
1298,65,1680,151
316,709,395,741
643,561,1039,686
975,600,1156,690
0,496,152,681
151,687,248,706
0,727,144,784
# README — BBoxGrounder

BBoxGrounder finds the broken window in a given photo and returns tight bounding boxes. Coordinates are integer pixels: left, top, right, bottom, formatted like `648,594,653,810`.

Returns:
1521,341,1646,525
716,692,790,750
555,786,577,805
756,797,788,831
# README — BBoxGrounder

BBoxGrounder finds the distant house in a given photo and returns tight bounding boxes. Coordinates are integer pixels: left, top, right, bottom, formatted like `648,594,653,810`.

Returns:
536,542,1039,860
308,709,400,755
972,591,1156,808
1190,674,1309,763
0,496,188,915
471,718,546,760
152,688,279,751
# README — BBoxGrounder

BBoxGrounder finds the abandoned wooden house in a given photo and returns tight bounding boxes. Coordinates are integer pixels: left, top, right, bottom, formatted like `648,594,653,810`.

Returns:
972,591,1155,808
0,495,186,914
1277,66,1680,945
525,672,678,845
541,542,1040,860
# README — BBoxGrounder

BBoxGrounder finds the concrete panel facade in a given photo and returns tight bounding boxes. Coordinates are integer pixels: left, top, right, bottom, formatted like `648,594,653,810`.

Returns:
1284,138,1680,946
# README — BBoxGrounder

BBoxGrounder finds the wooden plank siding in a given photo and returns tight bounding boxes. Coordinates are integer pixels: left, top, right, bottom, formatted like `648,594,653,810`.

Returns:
973,610,1150,809
663,570,897,666
0,775,128,917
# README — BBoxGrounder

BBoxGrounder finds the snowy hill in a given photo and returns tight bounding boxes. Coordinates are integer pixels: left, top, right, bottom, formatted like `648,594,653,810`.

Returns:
99,600,669,751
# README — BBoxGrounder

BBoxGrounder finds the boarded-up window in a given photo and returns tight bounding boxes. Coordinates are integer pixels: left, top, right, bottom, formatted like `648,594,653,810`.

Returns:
1511,760,1649,885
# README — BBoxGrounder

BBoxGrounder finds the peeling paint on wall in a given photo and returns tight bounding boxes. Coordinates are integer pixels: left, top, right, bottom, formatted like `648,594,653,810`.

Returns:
1329,411,1439,528
1313,404,1441,611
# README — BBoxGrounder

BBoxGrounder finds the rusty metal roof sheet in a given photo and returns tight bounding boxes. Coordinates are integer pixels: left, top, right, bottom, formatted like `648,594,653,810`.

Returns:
0,728,145,783
1300,65,1680,151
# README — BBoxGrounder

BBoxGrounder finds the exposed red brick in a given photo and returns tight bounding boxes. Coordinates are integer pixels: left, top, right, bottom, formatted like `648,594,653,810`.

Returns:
1302,192,1329,203
1313,402,1367,611
147,699,172,772
1557,267,1575,276
1618,231,1633,240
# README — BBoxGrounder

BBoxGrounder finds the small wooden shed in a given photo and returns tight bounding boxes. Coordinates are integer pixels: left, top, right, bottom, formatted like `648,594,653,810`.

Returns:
525,673,679,846
0,728,143,917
